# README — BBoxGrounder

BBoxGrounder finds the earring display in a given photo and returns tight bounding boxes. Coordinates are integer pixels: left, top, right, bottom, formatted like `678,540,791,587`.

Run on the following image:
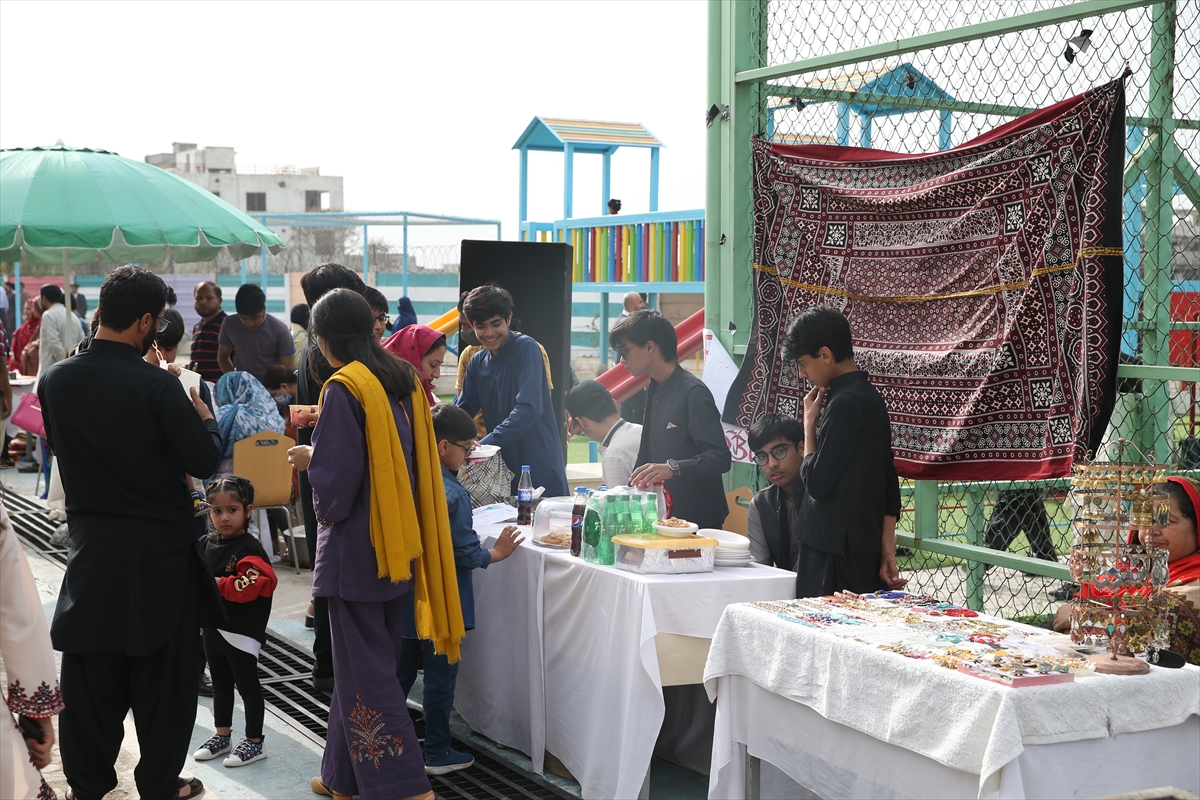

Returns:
1067,440,1170,675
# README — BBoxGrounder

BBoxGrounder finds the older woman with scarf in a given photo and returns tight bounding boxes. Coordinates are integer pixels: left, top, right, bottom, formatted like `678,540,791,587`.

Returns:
383,324,446,406
289,289,461,800
1055,476,1200,665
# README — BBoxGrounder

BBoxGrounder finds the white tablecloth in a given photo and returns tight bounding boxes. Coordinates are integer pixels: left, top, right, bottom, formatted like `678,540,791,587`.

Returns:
704,603,1200,799
456,522,796,800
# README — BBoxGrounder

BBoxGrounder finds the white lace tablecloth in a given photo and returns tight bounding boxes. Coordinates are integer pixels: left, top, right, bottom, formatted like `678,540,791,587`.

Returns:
704,602,1200,799
455,521,796,800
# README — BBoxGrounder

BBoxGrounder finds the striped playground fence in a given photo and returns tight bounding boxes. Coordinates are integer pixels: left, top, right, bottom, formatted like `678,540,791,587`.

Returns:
521,210,705,284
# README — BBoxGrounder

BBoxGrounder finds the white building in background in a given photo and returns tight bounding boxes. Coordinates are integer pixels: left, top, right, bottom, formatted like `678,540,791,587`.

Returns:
145,142,344,214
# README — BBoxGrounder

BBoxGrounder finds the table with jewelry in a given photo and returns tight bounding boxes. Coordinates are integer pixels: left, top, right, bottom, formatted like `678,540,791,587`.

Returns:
703,592,1200,800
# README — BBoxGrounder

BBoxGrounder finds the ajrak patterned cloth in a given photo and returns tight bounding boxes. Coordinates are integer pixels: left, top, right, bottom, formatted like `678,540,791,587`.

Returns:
728,78,1126,480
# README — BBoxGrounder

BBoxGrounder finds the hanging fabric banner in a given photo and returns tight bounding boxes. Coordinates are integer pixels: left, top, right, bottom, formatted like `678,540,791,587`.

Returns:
726,78,1126,480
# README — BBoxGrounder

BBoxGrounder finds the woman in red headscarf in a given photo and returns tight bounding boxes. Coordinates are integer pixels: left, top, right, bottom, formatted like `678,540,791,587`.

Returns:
383,325,447,407
1054,477,1200,664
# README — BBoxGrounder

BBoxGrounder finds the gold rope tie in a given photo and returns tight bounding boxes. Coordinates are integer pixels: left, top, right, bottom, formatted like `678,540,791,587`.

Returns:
752,262,1077,303
1077,247,1124,258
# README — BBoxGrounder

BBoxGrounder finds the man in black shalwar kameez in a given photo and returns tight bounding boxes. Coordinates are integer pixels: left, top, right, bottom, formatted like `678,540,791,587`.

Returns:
39,267,222,800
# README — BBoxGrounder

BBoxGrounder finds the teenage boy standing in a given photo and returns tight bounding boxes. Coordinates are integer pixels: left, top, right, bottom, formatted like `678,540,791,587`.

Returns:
456,283,568,497
613,309,731,529
746,413,805,570
784,306,905,597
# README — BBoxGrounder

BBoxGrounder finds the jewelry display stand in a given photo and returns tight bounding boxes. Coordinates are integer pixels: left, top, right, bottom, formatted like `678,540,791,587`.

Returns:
1067,440,1170,675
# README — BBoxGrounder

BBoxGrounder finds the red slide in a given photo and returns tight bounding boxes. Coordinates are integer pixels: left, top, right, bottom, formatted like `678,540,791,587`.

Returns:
596,309,706,405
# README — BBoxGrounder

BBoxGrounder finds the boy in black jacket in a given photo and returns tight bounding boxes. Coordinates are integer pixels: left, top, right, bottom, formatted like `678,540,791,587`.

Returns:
193,476,277,768
784,307,905,597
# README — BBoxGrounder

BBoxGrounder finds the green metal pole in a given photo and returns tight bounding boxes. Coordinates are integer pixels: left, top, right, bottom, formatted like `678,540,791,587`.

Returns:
913,480,939,540
704,0,723,346
1143,0,1177,464
964,488,986,612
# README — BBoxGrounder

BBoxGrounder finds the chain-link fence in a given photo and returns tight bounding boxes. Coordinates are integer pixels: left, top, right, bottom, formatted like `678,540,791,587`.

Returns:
722,0,1199,623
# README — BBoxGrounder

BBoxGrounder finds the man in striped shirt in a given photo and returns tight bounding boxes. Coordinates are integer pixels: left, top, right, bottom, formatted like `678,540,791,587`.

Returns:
189,281,225,383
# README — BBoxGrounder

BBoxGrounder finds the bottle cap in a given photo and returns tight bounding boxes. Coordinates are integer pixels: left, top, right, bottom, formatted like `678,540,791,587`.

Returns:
597,485,608,492
575,487,588,493
521,465,530,471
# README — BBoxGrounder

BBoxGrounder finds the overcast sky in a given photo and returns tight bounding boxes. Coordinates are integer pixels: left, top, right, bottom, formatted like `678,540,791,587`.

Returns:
0,0,708,238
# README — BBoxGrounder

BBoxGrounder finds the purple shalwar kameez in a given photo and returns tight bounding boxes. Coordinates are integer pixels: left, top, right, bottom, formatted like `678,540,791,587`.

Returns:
308,382,431,799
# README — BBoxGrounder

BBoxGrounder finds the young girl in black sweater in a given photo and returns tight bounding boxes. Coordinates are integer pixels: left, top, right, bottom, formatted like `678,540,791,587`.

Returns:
193,476,277,767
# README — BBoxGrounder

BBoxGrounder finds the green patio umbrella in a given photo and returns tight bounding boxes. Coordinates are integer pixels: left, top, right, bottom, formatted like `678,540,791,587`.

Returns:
1,143,283,266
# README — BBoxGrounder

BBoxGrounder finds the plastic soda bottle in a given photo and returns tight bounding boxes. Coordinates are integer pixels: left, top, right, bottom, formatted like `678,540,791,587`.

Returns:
628,490,645,534
517,466,534,526
583,492,603,563
570,487,588,558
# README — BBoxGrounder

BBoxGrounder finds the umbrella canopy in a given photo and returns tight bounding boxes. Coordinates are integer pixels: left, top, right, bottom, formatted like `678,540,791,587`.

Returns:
0,143,284,265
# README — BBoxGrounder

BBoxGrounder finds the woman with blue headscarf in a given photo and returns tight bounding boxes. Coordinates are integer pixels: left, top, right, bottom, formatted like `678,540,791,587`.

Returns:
214,371,286,478
213,372,287,561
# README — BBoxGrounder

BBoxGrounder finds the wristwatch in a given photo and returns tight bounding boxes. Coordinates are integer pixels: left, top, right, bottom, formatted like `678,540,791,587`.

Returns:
667,459,682,478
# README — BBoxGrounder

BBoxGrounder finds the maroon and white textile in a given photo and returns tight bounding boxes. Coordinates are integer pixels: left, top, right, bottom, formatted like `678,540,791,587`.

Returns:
728,78,1126,480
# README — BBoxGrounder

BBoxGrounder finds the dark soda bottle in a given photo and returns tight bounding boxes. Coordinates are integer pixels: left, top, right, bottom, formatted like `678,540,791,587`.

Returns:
517,466,534,525
570,487,588,558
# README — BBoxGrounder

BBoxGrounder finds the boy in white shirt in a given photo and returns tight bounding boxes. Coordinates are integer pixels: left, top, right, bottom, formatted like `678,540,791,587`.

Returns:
565,380,642,488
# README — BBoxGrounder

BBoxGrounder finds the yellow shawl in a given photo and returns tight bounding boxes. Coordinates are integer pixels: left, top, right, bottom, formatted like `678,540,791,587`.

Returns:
320,360,465,662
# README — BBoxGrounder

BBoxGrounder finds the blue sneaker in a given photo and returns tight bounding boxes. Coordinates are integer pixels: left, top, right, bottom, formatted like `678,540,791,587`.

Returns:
193,732,231,761
425,748,474,775
223,737,266,767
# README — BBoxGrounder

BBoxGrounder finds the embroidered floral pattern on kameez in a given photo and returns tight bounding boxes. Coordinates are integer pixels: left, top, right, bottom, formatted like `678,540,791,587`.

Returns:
347,694,404,769
5,679,64,717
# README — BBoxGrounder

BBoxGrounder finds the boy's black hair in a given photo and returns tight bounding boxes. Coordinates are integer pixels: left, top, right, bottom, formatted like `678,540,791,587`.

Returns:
782,306,854,363
206,475,256,508
608,308,677,361
565,380,617,421
462,283,514,325
608,198,622,213
290,302,310,329
154,307,186,349
235,283,267,316
300,262,366,308
747,413,805,453
97,266,169,333
39,284,65,304
361,286,389,313
431,402,479,443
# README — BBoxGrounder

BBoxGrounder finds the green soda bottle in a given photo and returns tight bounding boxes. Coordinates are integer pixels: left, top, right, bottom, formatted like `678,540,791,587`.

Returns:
583,491,603,563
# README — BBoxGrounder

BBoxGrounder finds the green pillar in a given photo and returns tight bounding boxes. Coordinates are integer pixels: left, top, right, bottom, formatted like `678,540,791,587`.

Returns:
964,488,986,612
1142,0,1177,464
708,0,767,492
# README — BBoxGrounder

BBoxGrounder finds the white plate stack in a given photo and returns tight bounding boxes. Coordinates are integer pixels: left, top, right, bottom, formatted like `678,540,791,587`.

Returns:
700,529,754,567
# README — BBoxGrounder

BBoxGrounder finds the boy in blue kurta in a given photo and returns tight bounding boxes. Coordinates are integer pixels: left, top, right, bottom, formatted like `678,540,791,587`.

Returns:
455,283,569,497
398,402,524,774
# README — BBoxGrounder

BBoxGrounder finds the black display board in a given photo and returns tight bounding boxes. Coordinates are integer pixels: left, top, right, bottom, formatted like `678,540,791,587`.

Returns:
459,240,573,445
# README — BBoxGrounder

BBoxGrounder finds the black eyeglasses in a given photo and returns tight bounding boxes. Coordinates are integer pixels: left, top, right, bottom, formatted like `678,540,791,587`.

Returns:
616,343,642,360
752,442,794,466
449,441,475,457
153,314,170,333
375,314,390,326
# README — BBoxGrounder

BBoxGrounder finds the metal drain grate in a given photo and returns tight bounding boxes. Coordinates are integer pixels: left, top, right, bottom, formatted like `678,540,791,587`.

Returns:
4,490,573,799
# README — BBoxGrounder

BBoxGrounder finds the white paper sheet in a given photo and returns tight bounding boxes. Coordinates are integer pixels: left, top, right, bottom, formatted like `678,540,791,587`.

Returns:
472,503,518,526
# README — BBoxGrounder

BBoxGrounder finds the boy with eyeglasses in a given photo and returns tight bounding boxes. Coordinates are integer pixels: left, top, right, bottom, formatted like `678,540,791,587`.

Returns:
397,402,523,775
746,414,805,570
612,309,731,529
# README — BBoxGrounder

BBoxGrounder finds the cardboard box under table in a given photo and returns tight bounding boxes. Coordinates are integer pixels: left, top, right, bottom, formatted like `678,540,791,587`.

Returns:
454,519,796,800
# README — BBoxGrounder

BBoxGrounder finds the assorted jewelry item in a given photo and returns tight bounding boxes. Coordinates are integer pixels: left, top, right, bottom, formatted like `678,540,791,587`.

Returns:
748,592,1092,687
1067,441,1170,675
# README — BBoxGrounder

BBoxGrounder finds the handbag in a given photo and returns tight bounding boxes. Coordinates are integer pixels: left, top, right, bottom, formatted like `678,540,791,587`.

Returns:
458,453,514,509
11,390,46,438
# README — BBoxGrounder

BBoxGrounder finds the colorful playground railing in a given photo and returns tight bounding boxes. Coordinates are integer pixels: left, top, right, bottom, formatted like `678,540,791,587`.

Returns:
520,209,705,285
